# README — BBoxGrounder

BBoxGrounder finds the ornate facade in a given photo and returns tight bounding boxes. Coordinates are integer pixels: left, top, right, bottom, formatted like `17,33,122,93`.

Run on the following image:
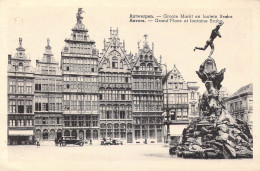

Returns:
7,38,35,145
163,65,199,138
34,39,63,141
98,29,133,143
7,8,204,144
60,8,99,141
132,36,164,143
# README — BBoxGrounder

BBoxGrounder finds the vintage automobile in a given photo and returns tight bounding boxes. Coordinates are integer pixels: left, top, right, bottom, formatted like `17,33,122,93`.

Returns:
101,138,123,145
112,138,123,145
58,136,84,146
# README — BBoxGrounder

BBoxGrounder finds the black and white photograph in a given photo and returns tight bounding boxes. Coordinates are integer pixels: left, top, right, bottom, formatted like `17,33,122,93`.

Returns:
0,0,260,170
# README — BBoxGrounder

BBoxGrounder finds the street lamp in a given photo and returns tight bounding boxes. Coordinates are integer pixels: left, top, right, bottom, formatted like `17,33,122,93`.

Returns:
161,63,171,144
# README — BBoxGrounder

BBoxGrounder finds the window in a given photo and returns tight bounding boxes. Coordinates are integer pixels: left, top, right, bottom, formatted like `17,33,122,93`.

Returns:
18,63,23,72
125,77,128,83
191,92,195,99
42,117,47,125
9,120,15,126
66,66,69,71
41,66,48,74
174,83,178,89
18,100,24,113
9,100,16,113
91,68,94,72
112,62,117,68
120,111,125,119
35,103,41,111
191,105,195,114
179,83,183,89
9,80,16,93
121,94,125,100
18,81,24,93
26,101,32,113
26,82,32,93
106,111,111,119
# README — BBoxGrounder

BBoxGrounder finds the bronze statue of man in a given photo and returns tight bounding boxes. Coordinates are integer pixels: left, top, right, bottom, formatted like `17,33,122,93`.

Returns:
194,21,224,58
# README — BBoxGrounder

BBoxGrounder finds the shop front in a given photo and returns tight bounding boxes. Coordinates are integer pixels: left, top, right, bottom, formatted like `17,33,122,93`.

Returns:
8,130,34,145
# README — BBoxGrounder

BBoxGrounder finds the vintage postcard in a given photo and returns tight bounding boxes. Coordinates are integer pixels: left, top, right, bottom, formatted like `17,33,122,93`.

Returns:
0,0,260,170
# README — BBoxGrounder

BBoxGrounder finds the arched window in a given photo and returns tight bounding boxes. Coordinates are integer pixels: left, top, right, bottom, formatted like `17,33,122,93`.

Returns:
72,130,77,138
43,129,48,140
140,63,145,71
35,129,41,140
93,130,98,140
49,129,55,140
114,124,119,138
120,124,126,139
64,130,70,136
18,62,23,72
86,130,91,140
79,130,84,140
147,63,153,71
107,124,113,138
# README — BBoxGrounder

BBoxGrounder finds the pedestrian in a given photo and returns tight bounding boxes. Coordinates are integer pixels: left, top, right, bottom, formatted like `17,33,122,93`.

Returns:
36,141,40,148
59,138,62,146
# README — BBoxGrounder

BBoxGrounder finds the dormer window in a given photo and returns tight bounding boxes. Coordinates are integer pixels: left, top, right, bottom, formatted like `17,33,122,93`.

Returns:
112,61,118,68
112,56,118,68
18,62,23,72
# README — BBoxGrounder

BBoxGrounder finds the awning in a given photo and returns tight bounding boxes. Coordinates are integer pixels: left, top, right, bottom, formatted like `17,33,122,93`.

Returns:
170,124,188,136
9,130,34,136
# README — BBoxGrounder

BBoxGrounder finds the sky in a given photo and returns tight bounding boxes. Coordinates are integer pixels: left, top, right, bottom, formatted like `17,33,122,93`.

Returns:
0,0,258,94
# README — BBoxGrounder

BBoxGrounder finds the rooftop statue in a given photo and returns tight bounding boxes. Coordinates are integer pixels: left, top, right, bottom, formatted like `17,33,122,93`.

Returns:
76,8,85,24
194,21,224,58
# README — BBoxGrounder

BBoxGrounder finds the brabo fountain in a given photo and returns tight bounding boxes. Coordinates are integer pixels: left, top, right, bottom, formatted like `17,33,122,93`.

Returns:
172,23,253,159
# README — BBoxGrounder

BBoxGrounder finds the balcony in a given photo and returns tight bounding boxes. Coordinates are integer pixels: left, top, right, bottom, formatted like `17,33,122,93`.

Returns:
99,82,132,89
162,104,189,109
132,71,162,76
